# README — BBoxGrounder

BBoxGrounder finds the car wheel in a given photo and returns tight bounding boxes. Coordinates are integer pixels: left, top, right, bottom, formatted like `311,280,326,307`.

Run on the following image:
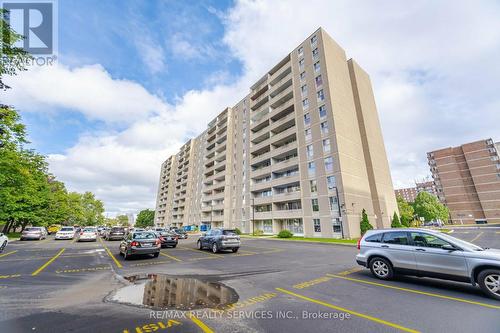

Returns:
212,242,219,253
0,241,6,252
197,241,203,250
153,252,160,258
232,247,239,253
478,269,500,300
369,257,394,280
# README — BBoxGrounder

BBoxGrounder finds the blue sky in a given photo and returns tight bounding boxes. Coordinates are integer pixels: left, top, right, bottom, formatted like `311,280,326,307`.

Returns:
3,0,500,214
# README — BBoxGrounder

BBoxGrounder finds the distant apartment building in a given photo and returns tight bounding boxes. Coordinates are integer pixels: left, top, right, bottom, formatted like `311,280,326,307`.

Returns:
395,180,438,203
427,138,500,224
154,28,398,238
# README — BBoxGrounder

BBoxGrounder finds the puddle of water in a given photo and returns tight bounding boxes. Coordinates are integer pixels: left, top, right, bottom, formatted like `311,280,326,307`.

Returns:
110,274,238,310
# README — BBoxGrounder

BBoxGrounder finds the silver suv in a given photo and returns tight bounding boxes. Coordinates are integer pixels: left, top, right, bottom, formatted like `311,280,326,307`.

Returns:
356,228,500,300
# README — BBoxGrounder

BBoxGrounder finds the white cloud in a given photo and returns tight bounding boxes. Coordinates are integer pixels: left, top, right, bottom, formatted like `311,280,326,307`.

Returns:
134,36,167,74
4,0,500,214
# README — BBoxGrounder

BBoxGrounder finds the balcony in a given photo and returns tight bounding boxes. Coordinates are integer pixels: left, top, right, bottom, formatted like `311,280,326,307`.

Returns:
272,156,299,173
253,211,273,220
269,65,292,86
252,150,272,165
272,209,302,219
250,138,271,155
252,180,272,192
251,164,272,178
269,76,292,99
270,126,297,145
272,173,300,188
252,196,273,205
268,55,291,81
269,111,295,133
251,95,270,111
273,190,301,201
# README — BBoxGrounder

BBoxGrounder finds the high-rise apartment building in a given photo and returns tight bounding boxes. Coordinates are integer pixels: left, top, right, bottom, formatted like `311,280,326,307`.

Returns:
155,28,398,238
395,179,438,203
427,138,500,224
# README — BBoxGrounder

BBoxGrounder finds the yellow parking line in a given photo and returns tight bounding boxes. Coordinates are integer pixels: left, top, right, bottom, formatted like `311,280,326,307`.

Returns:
276,287,419,333
179,247,224,258
99,237,122,268
32,248,65,276
238,249,258,255
188,313,214,333
336,267,363,276
0,274,21,279
326,274,500,310
470,232,483,243
0,250,17,258
159,252,182,262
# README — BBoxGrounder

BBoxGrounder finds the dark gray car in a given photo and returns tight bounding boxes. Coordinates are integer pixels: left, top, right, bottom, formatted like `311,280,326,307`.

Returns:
197,228,240,253
356,228,500,300
105,227,126,241
119,231,160,260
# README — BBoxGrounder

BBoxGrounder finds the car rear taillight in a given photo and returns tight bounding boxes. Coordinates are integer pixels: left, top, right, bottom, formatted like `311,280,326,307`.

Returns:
80,232,84,235
357,238,361,250
131,241,139,247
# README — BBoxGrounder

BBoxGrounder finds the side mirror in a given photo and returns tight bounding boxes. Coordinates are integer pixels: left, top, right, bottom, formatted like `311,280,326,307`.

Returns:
441,244,456,251
0,233,3,237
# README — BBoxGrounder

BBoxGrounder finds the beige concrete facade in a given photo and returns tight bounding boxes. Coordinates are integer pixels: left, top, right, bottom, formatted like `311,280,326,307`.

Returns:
428,138,500,224
155,28,398,238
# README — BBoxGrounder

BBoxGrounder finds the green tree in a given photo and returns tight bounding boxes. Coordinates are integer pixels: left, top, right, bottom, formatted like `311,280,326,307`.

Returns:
413,192,449,222
135,209,154,228
397,195,414,227
360,209,373,235
81,192,105,226
391,212,402,228
116,215,129,226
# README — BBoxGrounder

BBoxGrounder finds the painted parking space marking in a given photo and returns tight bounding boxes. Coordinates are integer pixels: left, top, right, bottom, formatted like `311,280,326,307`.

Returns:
276,287,419,333
0,274,21,279
326,274,500,310
31,248,65,276
122,319,182,333
470,232,484,243
187,256,219,261
0,250,18,258
55,265,111,274
99,237,123,268
188,313,214,333
293,276,332,289
336,267,363,276
159,252,183,262
129,260,172,267
0,253,98,263
219,292,278,312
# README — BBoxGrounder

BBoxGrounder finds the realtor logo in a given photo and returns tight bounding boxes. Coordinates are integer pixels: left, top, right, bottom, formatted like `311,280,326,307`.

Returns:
2,1,56,55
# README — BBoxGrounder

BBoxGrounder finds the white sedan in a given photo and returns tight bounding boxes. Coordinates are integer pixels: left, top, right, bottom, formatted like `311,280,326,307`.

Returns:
55,227,76,240
0,232,8,253
76,227,98,242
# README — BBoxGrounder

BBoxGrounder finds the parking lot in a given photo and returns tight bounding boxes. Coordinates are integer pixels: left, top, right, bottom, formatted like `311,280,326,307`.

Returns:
1,228,499,333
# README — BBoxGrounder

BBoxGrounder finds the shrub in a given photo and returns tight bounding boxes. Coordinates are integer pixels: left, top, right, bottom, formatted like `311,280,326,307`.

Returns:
360,209,374,235
234,228,242,235
253,229,264,236
391,212,403,228
277,230,293,238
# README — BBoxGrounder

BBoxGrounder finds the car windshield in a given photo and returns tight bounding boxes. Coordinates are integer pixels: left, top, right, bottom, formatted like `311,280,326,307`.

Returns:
223,230,237,236
60,227,74,231
111,228,124,232
133,232,156,239
159,232,172,236
25,227,41,231
83,228,96,232
439,232,484,251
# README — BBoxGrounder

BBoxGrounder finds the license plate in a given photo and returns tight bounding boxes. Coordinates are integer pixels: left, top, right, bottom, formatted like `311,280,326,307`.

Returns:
141,243,152,247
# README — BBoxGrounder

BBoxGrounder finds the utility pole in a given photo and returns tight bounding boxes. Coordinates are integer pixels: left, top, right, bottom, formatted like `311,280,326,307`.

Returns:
251,198,255,235
334,186,344,239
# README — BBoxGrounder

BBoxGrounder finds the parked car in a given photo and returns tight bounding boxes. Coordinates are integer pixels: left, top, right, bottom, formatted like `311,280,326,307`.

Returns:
20,227,47,241
99,227,109,237
76,227,98,242
0,232,8,253
119,231,161,260
155,231,178,248
55,226,76,240
356,228,500,300
154,227,166,232
197,228,240,253
105,227,126,241
170,228,188,239
47,225,61,235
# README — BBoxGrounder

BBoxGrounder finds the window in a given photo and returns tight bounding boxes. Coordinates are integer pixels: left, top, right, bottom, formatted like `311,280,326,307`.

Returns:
327,175,336,190
311,198,319,211
313,219,321,232
310,35,318,46
312,47,319,60
322,138,331,153
306,144,314,159
263,220,273,233
315,75,323,88
318,105,326,118
317,89,325,101
320,121,329,135
300,71,306,81
301,84,308,96
332,218,341,233
308,161,316,176
302,98,309,109
365,233,383,243
314,61,321,72
382,232,409,245
410,232,452,248
299,58,305,70
310,180,317,193
329,196,338,211
491,156,499,161
305,128,312,141
304,113,311,126
298,46,304,57
324,156,334,172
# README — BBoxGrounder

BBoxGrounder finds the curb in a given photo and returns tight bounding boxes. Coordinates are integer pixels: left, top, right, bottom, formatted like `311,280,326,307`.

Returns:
242,236,357,247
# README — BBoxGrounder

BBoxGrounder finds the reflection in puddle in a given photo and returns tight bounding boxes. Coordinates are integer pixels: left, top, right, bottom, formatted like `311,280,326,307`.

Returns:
111,274,238,310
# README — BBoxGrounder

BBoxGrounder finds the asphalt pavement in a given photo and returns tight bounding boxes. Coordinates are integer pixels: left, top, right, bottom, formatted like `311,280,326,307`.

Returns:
0,229,499,333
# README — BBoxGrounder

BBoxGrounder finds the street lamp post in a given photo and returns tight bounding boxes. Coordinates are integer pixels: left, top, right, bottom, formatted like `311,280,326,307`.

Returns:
334,186,344,239
251,198,255,235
